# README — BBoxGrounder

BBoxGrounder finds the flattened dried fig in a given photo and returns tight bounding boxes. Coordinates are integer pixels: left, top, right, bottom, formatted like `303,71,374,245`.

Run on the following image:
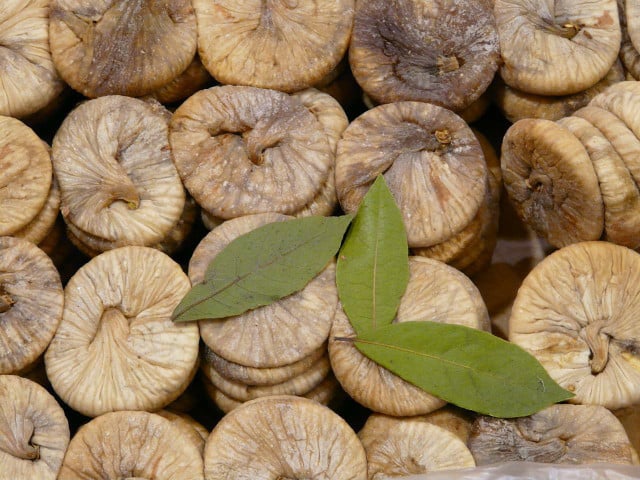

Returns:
618,0,640,79
195,0,354,92
49,0,197,97
151,55,213,104
203,396,367,479
12,176,60,246
495,0,621,95
349,0,499,111
157,410,208,454
0,0,64,118
0,237,63,375
501,118,604,247
510,241,640,409
336,102,488,248
45,246,199,417
0,375,69,480
59,411,204,480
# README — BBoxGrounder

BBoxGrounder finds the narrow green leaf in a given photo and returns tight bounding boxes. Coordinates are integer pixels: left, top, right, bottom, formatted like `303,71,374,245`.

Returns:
172,215,353,322
337,175,409,334
354,321,574,418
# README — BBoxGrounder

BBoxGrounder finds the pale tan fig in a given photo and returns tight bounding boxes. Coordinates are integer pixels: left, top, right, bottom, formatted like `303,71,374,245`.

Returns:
157,410,208,454
0,0,64,118
510,241,640,410
203,396,367,479
349,0,499,111
618,0,640,79
495,0,621,95
589,82,640,145
12,176,60,246
627,0,640,52
195,0,354,93
468,404,636,466
0,375,69,480
329,257,489,417
45,246,199,417
492,61,625,122
59,411,204,480
358,415,476,478
151,55,213,104
0,116,52,237
189,213,338,368
52,95,186,252
170,86,335,220
201,209,223,231
49,0,197,98
501,118,604,247
0,237,63,375
615,405,640,462
419,406,475,443
336,102,488,248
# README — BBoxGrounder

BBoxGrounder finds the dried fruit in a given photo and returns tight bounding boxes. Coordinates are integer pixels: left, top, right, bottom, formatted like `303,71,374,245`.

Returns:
49,0,197,97
0,375,69,480
618,0,640,79
194,0,354,92
349,0,499,111
151,55,213,104
12,176,60,246
156,410,208,454
626,0,640,53
45,246,199,417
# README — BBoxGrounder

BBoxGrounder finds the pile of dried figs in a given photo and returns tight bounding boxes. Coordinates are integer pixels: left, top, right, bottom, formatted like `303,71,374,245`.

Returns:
2,0,640,478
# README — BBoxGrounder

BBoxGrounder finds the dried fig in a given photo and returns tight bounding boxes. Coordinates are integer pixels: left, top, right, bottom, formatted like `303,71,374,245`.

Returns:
59,411,204,480
495,0,621,95
626,0,640,53
349,0,499,111
151,55,213,104
0,375,69,480
45,246,199,417
156,410,208,454
49,0,197,98
0,0,64,118
12,176,60,246
336,102,488,248
0,237,63,375
510,241,640,410
618,0,640,79
615,406,640,462
194,0,354,92
203,395,367,479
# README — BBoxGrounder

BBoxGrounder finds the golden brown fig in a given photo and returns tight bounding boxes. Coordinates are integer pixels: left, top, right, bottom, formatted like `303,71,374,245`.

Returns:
203,396,367,479
45,246,199,417
151,55,213,104
0,0,64,118
510,241,640,410
468,404,636,466
156,410,208,454
501,118,604,247
0,237,63,375
336,102,488,248
59,411,204,480
349,0,499,111
589,81,640,143
0,375,69,480
618,0,640,79
195,0,354,93
626,0,640,53
458,92,492,124
495,0,621,95
615,406,640,462
12,176,60,246
49,0,197,98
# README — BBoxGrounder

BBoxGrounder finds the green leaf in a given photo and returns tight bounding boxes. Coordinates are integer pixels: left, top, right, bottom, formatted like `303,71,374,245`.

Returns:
354,321,574,418
337,175,409,334
172,215,353,322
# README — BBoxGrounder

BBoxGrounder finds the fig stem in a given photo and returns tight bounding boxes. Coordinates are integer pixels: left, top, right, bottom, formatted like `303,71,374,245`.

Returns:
582,321,610,374
437,55,460,74
101,184,140,210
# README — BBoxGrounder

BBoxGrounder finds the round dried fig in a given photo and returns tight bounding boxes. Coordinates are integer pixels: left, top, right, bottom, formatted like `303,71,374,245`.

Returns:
618,0,640,79
0,0,64,118
349,0,499,111
49,0,197,98
156,410,208,454
510,241,640,410
195,0,354,92
12,175,60,246
495,0,621,95
45,246,199,417
59,411,204,480
0,237,63,375
203,395,367,479
336,102,488,248
151,55,213,104
0,375,69,480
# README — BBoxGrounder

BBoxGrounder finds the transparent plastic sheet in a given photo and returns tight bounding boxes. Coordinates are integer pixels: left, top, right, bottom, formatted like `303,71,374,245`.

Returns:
399,462,640,479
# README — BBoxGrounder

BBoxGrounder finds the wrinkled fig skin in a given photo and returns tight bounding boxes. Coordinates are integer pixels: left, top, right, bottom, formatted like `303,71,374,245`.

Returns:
349,0,499,111
618,0,640,79
49,0,197,98
468,405,636,466
151,56,213,104
13,176,60,246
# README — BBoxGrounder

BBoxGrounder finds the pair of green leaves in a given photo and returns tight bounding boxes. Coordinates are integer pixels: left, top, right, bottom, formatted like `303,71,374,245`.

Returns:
172,176,573,418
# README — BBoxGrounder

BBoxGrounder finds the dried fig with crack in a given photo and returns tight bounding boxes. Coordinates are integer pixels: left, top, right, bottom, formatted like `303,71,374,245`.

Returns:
49,0,197,98
0,0,64,118
45,246,199,417
195,0,354,92
203,395,367,479
349,0,499,111
0,237,63,375
0,375,69,480
59,410,204,480
495,0,621,95
509,241,640,410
